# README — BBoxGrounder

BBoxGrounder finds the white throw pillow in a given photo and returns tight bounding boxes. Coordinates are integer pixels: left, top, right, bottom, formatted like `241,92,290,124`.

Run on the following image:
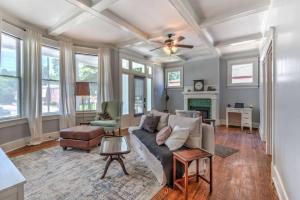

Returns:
150,110,170,131
165,126,190,151
138,115,147,129
168,115,202,149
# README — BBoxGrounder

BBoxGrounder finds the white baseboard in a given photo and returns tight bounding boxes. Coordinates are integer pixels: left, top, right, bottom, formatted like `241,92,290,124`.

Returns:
272,164,289,200
0,131,59,153
219,119,260,128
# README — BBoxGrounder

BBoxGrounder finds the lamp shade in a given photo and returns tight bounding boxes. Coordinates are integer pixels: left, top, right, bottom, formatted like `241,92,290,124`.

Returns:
75,82,90,96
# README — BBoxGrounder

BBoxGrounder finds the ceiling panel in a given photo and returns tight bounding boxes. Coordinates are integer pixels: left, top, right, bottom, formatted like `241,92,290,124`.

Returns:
0,0,80,29
189,0,269,19
219,40,261,55
210,12,266,42
109,0,187,34
63,17,134,44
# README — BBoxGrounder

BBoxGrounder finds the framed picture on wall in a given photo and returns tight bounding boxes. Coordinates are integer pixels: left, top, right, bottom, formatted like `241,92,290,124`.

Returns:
193,79,204,91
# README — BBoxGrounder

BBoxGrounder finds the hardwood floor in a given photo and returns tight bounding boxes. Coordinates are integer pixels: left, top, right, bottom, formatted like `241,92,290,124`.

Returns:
7,127,278,200
153,126,278,200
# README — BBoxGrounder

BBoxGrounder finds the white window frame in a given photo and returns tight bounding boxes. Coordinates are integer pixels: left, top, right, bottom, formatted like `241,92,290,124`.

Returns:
0,32,22,120
40,45,61,116
227,57,259,88
74,52,99,112
165,66,183,89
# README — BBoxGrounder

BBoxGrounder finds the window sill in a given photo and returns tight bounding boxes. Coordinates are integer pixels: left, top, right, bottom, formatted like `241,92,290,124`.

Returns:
0,118,28,129
227,85,259,89
42,115,61,121
167,87,184,91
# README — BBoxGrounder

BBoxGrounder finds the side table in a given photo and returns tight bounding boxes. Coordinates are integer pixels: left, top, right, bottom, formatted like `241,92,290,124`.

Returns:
173,148,213,200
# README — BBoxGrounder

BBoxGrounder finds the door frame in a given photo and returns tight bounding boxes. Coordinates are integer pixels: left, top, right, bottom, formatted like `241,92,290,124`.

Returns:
260,27,275,157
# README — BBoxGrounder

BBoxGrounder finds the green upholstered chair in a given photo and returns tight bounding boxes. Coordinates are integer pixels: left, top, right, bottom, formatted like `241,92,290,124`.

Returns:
90,101,122,135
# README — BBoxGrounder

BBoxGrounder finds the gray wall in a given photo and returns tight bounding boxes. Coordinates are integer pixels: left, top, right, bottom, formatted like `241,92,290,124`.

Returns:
268,0,300,199
219,58,260,123
0,119,60,145
164,57,220,113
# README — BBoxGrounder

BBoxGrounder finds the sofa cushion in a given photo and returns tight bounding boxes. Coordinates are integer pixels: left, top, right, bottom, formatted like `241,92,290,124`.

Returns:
142,115,161,133
165,126,190,151
150,110,169,131
156,126,172,145
168,115,202,149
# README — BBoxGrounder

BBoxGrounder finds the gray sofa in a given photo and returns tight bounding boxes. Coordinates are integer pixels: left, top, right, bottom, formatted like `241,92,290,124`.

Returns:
128,111,215,185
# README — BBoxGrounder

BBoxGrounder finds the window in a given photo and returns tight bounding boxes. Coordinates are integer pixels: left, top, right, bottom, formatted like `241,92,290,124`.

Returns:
122,59,129,69
132,62,145,73
41,46,61,114
146,78,152,111
165,67,183,88
0,33,22,119
147,66,152,75
227,57,258,87
134,76,145,115
75,54,98,111
122,73,129,115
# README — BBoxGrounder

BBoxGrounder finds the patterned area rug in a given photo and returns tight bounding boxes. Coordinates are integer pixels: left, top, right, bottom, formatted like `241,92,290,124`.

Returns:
11,146,163,200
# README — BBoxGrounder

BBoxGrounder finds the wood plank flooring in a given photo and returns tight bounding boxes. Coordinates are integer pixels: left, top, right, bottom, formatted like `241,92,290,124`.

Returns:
7,126,278,200
153,126,278,200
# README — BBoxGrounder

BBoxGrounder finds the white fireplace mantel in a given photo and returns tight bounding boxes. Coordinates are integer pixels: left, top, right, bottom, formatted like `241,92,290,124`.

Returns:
182,91,219,125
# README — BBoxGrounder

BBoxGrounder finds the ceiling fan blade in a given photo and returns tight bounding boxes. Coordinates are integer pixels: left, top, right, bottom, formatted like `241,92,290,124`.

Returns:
175,44,194,48
150,46,164,51
175,36,185,43
151,40,164,44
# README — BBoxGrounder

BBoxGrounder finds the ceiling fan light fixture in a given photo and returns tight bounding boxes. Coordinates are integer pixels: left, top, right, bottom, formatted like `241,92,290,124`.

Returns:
163,46,171,55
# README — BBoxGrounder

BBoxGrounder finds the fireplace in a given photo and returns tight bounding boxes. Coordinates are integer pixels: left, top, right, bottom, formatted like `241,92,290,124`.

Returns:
183,90,219,125
188,98,211,119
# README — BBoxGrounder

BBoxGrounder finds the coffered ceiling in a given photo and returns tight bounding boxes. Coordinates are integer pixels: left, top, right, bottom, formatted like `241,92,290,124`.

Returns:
0,0,271,63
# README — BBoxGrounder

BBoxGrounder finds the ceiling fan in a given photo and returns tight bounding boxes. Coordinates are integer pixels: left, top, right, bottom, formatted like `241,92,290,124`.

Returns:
150,33,194,55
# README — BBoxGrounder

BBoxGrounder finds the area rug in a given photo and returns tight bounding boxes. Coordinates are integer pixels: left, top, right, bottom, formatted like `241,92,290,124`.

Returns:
215,144,239,158
11,146,163,200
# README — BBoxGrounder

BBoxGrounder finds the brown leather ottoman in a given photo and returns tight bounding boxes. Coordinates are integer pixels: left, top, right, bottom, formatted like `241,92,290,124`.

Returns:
60,126,105,152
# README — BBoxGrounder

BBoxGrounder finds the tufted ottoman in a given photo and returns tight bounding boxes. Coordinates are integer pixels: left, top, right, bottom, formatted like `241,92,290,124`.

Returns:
60,126,105,152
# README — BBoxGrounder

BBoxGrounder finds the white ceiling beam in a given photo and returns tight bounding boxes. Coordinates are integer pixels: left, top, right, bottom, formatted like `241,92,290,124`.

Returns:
168,0,220,56
199,4,269,29
49,0,120,36
215,33,262,48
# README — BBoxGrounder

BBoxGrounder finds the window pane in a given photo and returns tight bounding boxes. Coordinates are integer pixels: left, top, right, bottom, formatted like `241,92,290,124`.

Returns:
0,77,19,118
42,81,60,114
75,83,97,111
122,59,129,69
147,66,152,75
76,54,98,82
167,71,181,87
132,62,145,73
134,77,144,115
122,74,129,115
0,34,18,76
147,78,152,112
41,46,60,80
232,63,253,84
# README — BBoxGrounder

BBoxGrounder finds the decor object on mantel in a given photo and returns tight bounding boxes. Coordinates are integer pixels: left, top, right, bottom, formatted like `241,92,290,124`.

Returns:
193,79,204,91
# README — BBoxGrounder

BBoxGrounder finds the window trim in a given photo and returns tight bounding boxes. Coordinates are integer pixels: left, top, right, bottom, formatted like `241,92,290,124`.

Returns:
165,66,183,89
227,57,259,88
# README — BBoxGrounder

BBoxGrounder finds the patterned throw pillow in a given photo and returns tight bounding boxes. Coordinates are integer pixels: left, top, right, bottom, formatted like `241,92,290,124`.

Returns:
96,112,112,120
156,126,172,145
142,115,161,133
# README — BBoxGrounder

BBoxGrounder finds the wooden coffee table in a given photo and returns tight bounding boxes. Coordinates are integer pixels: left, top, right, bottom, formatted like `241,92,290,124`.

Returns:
99,136,130,179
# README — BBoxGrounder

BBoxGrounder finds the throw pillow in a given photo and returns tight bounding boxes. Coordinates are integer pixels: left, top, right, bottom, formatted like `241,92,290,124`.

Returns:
156,126,172,145
98,111,112,120
165,126,190,151
150,110,170,131
142,115,161,133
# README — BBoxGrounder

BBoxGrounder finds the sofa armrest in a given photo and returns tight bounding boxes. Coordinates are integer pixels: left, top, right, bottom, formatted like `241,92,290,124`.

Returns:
128,126,140,134
202,123,215,155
